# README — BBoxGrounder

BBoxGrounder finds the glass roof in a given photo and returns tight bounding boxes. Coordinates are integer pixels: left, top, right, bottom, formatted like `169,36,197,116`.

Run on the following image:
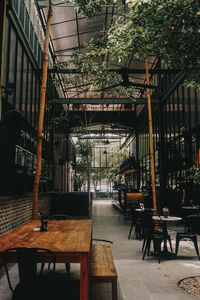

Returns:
37,0,157,145
38,0,157,109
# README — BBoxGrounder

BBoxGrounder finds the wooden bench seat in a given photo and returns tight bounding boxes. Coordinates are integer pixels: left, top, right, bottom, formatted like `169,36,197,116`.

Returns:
90,244,118,300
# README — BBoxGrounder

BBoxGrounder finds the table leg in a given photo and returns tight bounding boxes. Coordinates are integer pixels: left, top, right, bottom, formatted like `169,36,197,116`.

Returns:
80,254,89,300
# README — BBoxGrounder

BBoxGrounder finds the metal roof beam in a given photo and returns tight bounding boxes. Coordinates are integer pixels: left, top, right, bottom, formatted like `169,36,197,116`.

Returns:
54,46,83,54
52,29,101,41
74,130,129,134
49,68,179,74
53,97,160,104
77,136,123,140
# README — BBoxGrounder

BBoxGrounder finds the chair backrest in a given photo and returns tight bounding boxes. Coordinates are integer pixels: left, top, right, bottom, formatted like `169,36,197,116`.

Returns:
184,215,200,234
47,214,73,220
2,247,56,293
142,212,154,236
92,238,113,245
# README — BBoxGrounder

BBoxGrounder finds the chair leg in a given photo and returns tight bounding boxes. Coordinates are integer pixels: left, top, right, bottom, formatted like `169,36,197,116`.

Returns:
168,237,173,253
175,236,180,257
147,240,151,256
158,241,162,263
142,240,148,260
143,239,150,260
65,263,70,274
135,223,141,240
154,240,162,264
193,237,200,260
142,237,146,252
40,263,45,274
128,222,134,239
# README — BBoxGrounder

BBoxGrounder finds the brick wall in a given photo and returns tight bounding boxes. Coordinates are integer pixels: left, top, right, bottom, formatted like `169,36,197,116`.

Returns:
0,193,51,236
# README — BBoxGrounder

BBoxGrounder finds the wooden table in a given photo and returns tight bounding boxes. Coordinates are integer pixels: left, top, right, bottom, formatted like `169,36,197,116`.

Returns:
0,219,92,300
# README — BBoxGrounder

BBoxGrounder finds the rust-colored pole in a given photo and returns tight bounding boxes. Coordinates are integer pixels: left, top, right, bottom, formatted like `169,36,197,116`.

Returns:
145,57,157,214
32,1,53,219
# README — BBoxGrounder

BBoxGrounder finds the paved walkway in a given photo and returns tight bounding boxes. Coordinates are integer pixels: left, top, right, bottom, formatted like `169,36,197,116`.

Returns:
92,199,200,300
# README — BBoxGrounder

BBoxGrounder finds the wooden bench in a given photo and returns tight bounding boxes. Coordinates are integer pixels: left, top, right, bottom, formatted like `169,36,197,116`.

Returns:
90,243,118,300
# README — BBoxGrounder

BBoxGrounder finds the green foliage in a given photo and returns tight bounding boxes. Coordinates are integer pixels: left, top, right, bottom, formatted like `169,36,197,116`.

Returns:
67,44,140,99
185,166,200,184
90,167,101,190
73,175,84,190
70,0,200,88
106,144,128,184
74,140,94,189
69,0,118,18
50,110,83,133
76,140,93,158
106,0,200,64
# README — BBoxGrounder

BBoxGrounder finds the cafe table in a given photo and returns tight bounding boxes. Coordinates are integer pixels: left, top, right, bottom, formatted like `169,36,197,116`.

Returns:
135,208,155,212
182,206,199,210
152,215,182,257
0,219,92,300
181,206,199,218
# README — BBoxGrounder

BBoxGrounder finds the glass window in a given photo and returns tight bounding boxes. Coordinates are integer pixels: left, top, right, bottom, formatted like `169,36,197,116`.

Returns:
15,41,22,111
184,87,190,130
7,27,16,106
101,148,107,167
2,18,9,87
190,88,197,129
32,71,36,127
22,50,28,114
26,61,32,123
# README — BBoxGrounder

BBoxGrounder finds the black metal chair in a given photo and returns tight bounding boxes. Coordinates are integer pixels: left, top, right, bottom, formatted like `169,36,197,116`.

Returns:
128,206,141,240
142,212,173,263
2,247,56,300
47,214,73,221
128,207,155,240
42,214,73,274
92,238,113,245
175,215,200,259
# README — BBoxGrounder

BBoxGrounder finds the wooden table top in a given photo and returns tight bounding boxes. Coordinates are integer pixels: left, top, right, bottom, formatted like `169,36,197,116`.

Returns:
0,220,92,254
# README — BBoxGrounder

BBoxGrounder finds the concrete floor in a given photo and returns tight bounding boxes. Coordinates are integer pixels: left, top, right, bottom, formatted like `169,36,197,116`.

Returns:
92,199,200,300
1,199,200,299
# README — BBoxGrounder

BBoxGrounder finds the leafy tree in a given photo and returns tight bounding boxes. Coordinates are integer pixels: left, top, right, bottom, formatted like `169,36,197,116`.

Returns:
90,167,101,197
68,0,200,212
70,0,118,18
69,0,200,88
50,107,83,134
74,139,93,191
73,174,84,191
106,144,128,187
